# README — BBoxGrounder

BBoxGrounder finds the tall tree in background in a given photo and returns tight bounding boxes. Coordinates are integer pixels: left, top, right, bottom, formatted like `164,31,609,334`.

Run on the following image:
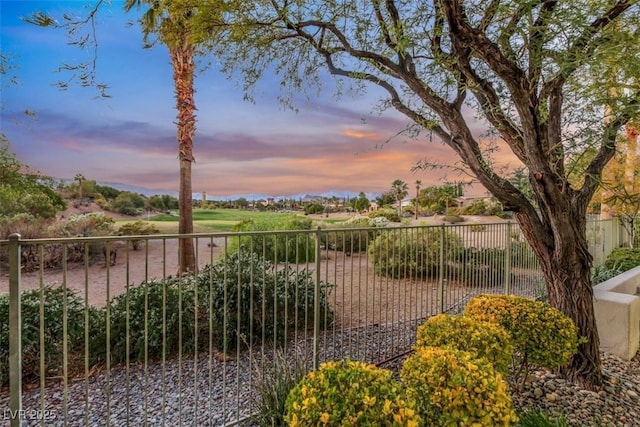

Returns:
124,0,218,273
214,1,640,386
414,180,422,220
390,179,409,216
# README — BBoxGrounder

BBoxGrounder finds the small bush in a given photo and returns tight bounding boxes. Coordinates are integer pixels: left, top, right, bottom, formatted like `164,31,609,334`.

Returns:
368,208,401,223
443,214,464,224
415,314,513,376
251,350,308,427
118,220,161,250
199,249,334,350
229,217,315,263
591,265,623,285
401,346,518,426
285,359,420,426
469,224,487,232
603,247,640,273
320,220,378,254
0,286,103,386
102,276,205,365
451,247,508,286
517,409,570,427
369,227,463,278
464,294,581,377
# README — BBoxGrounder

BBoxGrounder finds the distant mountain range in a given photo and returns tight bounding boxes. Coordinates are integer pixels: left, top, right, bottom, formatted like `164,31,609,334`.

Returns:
67,179,380,202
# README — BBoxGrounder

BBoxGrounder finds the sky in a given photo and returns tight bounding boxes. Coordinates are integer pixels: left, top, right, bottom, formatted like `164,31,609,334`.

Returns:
1,0,499,199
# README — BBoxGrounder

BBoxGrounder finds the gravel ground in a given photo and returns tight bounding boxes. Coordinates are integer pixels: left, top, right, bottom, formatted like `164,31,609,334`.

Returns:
2,322,638,427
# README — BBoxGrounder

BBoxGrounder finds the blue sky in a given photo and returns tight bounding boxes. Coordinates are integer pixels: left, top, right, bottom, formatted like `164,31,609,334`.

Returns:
1,0,491,198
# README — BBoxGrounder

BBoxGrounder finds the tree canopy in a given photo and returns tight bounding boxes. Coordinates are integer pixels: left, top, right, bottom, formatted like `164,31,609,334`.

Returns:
208,0,640,386
0,135,66,219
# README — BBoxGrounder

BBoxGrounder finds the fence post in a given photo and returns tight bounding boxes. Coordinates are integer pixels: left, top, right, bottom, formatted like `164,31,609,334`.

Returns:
313,227,322,370
505,223,512,294
9,233,22,427
438,225,445,313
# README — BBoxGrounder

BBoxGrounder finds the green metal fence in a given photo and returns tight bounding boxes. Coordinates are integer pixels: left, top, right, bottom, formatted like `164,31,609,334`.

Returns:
0,219,625,426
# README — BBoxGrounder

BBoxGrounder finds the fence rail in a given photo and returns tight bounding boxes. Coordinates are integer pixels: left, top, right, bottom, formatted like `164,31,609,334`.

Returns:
0,219,625,426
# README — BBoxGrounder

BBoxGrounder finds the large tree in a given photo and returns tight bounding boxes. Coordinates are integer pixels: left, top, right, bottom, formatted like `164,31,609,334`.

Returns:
213,1,640,386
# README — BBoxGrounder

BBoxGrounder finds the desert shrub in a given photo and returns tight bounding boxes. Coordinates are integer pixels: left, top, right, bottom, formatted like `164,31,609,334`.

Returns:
463,294,581,378
49,212,115,238
452,247,508,286
443,214,464,224
368,208,401,223
469,224,487,232
0,286,104,386
320,220,378,254
369,227,463,278
285,359,420,426
251,350,308,427
229,217,315,263
199,249,334,350
415,314,513,376
304,202,324,215
401,346,518,426
510,241,538,268
118,220,161,250
517,409,570,427
102,276,205,365
0,213,51,239
591,265,623,285
459,199,489,215
603,247,640,273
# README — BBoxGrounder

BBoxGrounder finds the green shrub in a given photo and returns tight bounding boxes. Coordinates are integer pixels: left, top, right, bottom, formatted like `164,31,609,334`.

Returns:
469,224,487,232
517,409,570,427
320,220,378,254
603,247,640,273
0,286,104,386
401,346,518,426
368,208,401,223
229,217,315,263
49,212,115,237
199,249,334,350
591,265,623,285
451,247,508,286
304,202,325,215
368,228,463,278
443,214,464,224
251,350,308,427
415,314,513,376
101,276,206,365
464,294,581,378
117,220,161,250
285,359,420,426
510,241,538,268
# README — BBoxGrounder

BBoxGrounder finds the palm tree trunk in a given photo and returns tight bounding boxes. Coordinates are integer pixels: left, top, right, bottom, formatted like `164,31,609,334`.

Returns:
171,39,196,274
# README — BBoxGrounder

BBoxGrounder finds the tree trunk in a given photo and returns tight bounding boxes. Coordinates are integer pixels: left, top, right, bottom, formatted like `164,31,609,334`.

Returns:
178,157,195,273
171,38,196,274
517,212,603,388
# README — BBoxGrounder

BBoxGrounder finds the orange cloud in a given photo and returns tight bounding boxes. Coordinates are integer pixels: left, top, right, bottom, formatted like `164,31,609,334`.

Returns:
343,128,379,140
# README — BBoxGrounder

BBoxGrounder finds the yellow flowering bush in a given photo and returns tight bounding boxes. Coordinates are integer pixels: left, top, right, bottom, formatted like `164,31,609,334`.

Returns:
415,314,514,376
401,346,518,426
284,359,421,427
463,294,581,373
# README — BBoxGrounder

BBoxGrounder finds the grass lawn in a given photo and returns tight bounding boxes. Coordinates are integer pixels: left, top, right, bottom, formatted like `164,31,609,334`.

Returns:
116,209,315,233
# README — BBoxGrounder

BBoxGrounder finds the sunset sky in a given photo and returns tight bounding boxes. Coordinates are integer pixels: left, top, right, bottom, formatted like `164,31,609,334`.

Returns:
1,1,503,199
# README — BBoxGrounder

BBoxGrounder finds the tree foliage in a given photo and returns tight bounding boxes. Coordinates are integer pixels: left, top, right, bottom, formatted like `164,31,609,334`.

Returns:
0,135,66,219
209,0,640,386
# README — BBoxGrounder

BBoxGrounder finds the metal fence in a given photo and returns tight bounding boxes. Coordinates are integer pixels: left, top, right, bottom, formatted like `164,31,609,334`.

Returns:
0,219,625,426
